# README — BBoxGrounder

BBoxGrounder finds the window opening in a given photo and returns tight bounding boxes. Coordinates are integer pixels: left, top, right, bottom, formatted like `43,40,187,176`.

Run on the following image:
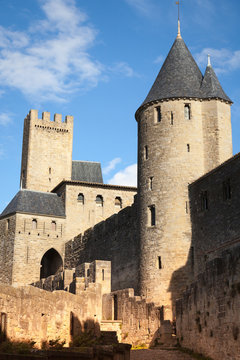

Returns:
6,219,9,232
77,193,84,204
201,191,208,211
156,106,162,122
158,256,162,269
148,205,156,226
187,144,190,152
0,313,7,340
32,219,37,230
185,201,188,214
49,167,51,175
223,179,231,200
171,112,174,125
190,246,194,270
51,221,56,231
184,104,191,120
87,269,90,277
96,195,103,207
115,197,122,208
144,146,148,160
102,269,105,281
149,177,153,190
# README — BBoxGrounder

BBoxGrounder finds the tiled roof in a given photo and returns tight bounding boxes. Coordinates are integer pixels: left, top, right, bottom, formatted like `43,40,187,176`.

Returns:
1,190,65,218
200,64,231,102
72,161,103,183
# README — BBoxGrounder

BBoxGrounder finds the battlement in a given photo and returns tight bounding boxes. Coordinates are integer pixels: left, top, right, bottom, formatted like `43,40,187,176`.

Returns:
25,109,73,127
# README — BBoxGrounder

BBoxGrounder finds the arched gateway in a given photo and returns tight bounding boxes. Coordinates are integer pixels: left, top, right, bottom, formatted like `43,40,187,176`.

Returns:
40,248,63,279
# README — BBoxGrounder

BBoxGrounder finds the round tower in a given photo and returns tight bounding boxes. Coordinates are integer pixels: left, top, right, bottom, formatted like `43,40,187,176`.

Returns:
135,26,232,319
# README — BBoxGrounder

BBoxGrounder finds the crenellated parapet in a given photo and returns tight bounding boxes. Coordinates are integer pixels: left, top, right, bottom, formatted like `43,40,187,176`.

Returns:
25,109,73,133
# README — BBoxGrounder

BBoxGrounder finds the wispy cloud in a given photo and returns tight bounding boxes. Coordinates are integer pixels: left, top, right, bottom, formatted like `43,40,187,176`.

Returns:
0,0,134,102
195,48,240,74
0,144,4,158
125,0,159,17
154,55,164,64
108,163,137,187
103,157,122,175
109,62,137,78
0,112,13,126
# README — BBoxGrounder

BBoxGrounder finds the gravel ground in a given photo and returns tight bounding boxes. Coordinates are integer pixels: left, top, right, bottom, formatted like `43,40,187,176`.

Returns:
130,349,196,360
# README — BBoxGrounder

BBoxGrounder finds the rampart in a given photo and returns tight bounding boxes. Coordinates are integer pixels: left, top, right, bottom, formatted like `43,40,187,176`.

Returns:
189,153,240,276
64,203,138,293
176,245,240,360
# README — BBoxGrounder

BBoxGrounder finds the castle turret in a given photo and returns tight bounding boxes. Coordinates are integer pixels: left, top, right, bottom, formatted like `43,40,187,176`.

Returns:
20,110,73,192
135,26,232,319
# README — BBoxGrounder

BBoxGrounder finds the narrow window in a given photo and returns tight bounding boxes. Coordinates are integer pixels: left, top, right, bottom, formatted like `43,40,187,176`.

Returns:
184,104,191,120
51,221,56,231
49,178,51,182
148,205,156,226
32,219,37,229
171,112,174,125
49,167,51,175
190,247,194,270
115,197,122,208
144,145,148,160
185,201,188,214
6,219,9,232
201,191,208,211
77,193,84,204
187,144,190,152
102,269,105,281
96,195,103,207
223,179,231,200
158,256,162,269
155,106,162,122
0,313,7,339
87,269,90,277
149,177,153,190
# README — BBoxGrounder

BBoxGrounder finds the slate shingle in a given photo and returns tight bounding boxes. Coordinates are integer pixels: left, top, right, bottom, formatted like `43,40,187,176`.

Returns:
200,64,231,102
71,161,103,183
1,190,65,218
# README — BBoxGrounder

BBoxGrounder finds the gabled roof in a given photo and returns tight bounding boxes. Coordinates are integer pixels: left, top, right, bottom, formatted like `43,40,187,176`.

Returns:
142,37,203,106
1,190,65,218
71,161,103,183
200,64,231,102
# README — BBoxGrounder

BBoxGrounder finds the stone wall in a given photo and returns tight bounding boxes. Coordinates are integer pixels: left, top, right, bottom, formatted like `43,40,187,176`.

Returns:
20,109,73,192
65,203,138,293
0,213,66,286
0,283,102,347
102,288,161,347
55,182,136,239
176,246,240,360
189,153,240,276
0,215,16,284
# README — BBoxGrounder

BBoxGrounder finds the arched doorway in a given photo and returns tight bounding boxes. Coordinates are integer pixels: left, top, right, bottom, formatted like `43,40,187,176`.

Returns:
40,248,63,279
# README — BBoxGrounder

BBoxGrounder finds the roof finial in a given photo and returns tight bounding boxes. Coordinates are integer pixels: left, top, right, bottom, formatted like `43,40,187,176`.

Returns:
207,54,211,67
176,1,182,38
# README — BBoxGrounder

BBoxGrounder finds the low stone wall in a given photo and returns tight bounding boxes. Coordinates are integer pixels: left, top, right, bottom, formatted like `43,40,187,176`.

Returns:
176,246,240,360
0,283,102,347
103,289,162,347
64,204,138,293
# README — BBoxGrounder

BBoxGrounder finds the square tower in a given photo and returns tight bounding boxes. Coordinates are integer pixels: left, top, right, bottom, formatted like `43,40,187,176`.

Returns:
20,110,73,192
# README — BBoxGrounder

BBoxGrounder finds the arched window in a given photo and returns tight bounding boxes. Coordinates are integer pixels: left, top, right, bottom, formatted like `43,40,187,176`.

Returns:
184,104,191,120
51,221,56,231
32,219,37,229
77,193,84,204
96,195,103,207
40,248,63,279
115,197,122,208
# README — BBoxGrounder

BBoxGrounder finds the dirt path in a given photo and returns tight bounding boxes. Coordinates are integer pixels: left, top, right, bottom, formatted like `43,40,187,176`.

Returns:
130,349,196,360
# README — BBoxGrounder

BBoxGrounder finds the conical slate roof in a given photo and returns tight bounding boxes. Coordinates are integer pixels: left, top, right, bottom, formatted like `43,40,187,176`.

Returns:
142,37,203,106
200,64,231,102
1,190,65,218
137,35,232,114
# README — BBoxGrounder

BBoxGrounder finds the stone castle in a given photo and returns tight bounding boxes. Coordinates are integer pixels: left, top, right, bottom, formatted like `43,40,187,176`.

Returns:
0,21,239,360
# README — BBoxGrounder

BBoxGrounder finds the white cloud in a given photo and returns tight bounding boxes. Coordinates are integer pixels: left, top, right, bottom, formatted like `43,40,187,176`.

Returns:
154,55,164,64
125,0,158,17
109,62,137,78
0,0,105,102
195,48,240,74
103,157,122,175
108,163,137,187
0,112,13,126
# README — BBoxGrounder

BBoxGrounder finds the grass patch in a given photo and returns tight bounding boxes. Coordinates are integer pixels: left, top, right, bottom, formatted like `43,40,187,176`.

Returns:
131,343,148,350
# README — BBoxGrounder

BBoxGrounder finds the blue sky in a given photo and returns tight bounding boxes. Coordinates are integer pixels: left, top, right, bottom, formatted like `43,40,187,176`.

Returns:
0,0,240,212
